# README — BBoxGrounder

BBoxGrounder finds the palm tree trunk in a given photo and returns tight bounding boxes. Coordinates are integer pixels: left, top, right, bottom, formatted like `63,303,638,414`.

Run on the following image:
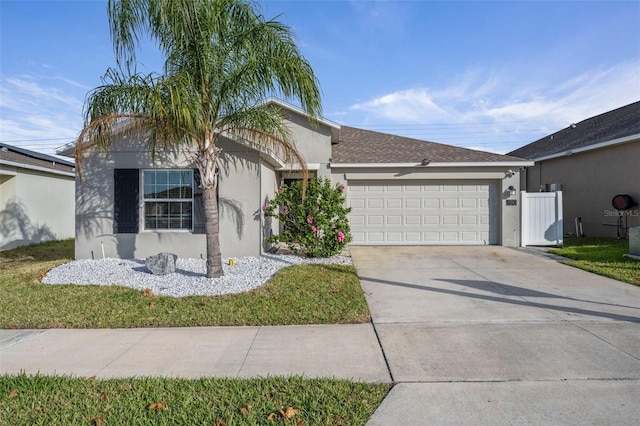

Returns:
202,186,224,278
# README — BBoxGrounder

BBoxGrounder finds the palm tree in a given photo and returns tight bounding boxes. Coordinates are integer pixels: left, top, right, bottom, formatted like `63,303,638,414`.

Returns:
76,0,322,278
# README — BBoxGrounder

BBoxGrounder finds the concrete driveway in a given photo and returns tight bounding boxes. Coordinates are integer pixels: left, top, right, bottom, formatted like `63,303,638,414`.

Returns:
351,246,640,426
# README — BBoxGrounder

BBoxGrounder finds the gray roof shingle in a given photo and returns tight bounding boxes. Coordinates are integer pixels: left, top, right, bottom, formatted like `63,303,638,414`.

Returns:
507,101,640,160
331,126,526,164
0,143,75,173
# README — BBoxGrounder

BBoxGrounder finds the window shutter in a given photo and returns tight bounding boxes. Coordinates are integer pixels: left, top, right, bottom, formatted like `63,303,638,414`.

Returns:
193,168,206,234
113,169,139,233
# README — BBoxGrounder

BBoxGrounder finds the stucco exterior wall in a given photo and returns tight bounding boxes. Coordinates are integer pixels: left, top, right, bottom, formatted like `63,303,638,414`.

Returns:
330,166,523,247
75,135,263,260
281,109,333,178
259,161,279,252
217,139,262,257
0,166,74,250
524,141,639,238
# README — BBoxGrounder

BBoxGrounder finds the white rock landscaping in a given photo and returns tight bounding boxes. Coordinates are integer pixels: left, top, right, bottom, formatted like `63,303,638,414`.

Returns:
42,255,353,297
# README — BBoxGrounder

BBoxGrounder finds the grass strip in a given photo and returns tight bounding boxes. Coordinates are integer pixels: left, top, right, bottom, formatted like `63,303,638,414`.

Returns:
0,374,390,425
549,237,640,286
0,240,370,328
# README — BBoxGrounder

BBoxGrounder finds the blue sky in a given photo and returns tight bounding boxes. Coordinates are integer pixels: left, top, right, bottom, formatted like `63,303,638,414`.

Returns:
1,0,639,158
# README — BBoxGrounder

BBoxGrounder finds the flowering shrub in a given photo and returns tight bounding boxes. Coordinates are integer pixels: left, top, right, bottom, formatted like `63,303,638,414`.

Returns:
263,178,352,257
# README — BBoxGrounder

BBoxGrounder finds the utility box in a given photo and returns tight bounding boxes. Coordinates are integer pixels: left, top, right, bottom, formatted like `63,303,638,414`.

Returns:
630,227,640,257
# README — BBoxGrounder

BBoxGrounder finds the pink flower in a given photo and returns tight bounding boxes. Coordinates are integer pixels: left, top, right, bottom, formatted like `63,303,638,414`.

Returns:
261,203,268,211
306,217,313,224
283,208,289,215
339,185,345,191
311,225,317,232
337,231,345,243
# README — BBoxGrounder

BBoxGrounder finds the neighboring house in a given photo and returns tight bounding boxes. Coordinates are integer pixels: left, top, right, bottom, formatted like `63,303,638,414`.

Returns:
0,143,76,250
59,99,532,260
508,101,640,238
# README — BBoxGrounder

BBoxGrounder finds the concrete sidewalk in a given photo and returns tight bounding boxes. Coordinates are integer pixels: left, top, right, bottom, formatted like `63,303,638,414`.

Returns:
0,324,391,382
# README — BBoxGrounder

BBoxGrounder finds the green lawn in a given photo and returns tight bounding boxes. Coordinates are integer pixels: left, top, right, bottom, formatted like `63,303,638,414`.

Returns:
0,242,387,424
0,240,370,328
0,374,390,425
549,237,640,286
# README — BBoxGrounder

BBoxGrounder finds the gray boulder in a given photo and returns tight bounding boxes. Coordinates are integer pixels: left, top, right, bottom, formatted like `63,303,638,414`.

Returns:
145,252,178,275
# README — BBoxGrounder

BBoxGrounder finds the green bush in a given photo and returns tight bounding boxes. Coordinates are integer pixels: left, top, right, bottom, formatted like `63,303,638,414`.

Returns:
264,178,351,257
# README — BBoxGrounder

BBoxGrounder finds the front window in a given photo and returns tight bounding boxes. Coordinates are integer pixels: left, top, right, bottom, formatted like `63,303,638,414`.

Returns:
143,170,193,230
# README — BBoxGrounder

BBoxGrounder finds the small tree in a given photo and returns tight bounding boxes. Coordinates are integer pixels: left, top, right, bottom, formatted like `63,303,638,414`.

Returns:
77,0,321,278
264,178,351,257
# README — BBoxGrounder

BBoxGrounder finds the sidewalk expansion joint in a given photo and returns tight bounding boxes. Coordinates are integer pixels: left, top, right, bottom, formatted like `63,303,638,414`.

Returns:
392,377,640,384
236,326,261,378
97,328,155,376
369,319,395,383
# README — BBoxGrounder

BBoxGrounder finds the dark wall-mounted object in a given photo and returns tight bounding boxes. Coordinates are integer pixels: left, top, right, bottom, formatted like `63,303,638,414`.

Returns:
611,194,637,210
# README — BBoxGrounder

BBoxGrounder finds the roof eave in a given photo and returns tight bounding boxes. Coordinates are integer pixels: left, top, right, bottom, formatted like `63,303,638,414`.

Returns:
330,161,534,168
530,133,640,162
1,159,76,177
262,98,341,130
55,141,77,158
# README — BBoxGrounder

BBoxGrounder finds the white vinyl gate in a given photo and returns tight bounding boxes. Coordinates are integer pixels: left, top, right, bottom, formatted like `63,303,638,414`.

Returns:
521,191,563,246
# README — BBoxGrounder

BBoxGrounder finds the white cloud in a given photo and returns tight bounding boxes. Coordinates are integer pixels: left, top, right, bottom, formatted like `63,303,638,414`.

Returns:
0,73,85,154
350,88,454,123
346,61,640,153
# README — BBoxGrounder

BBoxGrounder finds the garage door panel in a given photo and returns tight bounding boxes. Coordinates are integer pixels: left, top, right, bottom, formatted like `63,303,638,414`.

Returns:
387,215,402,225
350,199,366,209
442,232,459,241
423,199,439,208
367,199,384,209
368,232,384,241
461,198,478,208
462,215,478,225
423,215,439,224
386,232,403,242
350,215,365,226
405,199,421,209
405,215,421,225
348,180,498,245
368,215,384,225
352,231,366,242
461,232,480,241
442,199,458,208
442,215,458,225
405,232,422,242
386,199,402,209
460,185,478,192
424,231,440,242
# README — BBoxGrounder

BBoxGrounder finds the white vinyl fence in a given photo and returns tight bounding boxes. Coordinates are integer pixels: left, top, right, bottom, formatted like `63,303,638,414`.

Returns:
521,191,563,246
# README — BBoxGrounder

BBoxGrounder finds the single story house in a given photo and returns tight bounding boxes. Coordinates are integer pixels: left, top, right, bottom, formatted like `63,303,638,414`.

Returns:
59,99,532,260
0,143,76,250
508,101,640,238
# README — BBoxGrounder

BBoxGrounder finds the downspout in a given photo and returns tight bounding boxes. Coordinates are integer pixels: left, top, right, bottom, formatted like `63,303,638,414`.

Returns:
539,162,543,191
258,155,263,255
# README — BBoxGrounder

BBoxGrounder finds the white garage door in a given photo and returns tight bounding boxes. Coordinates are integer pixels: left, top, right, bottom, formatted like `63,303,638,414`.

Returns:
348,180,498,245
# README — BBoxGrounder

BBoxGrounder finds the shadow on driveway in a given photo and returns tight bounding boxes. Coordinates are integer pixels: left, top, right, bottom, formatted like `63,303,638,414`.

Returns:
359,275,640,323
